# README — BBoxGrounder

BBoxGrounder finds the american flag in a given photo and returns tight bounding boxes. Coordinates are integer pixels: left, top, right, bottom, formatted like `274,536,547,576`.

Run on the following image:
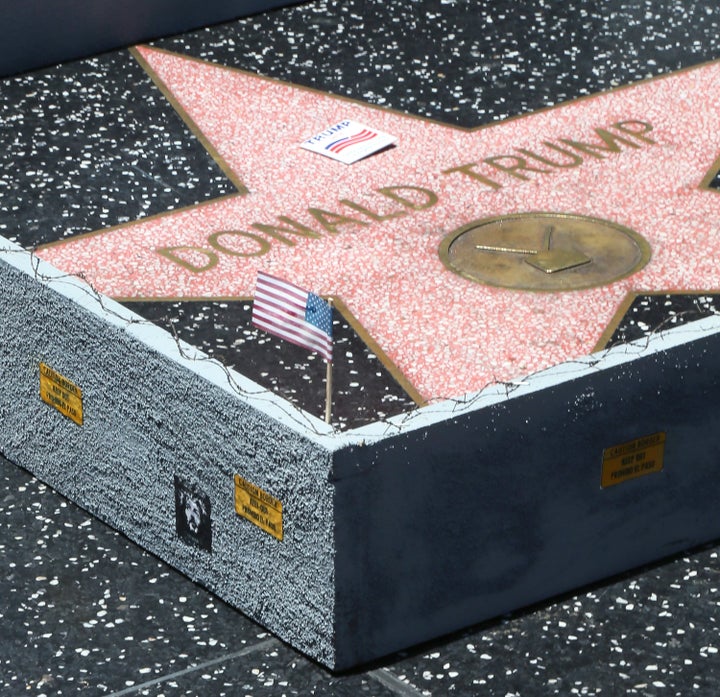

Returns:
252,271,333,362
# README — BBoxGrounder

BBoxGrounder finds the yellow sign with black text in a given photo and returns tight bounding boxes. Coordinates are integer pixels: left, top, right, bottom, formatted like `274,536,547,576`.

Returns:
234,474,283,541
39,363,83,426
601,432,665,488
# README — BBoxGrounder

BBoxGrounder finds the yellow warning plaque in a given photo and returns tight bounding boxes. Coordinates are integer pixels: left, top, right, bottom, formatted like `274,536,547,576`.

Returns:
39,363,83,426
602,432,665,488
234,474,283,541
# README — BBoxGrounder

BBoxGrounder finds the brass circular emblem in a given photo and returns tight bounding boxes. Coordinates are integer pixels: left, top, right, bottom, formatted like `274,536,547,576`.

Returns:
439,212,651,292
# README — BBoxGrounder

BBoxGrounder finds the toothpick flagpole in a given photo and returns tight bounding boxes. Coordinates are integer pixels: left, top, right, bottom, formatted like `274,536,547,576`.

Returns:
325,298,334,424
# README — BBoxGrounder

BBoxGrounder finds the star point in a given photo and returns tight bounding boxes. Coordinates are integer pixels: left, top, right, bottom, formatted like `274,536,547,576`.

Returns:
37,47,720,401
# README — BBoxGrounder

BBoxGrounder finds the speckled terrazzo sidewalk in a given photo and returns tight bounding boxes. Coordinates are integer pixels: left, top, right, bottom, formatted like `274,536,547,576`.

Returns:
4,0,720,693
4,452,720,695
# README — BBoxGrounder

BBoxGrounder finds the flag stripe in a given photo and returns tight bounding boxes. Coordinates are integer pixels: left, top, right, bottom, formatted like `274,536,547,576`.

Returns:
253,310,332,359
326,128,376,153
253,302,331,346
254,293,304,319
252,271,332,362
253,316,331,356
331,130,376,153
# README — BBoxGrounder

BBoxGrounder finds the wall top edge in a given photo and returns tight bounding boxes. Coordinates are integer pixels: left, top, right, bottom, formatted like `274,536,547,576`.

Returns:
5,237,720,451
0,237,336,444
330,311,720,447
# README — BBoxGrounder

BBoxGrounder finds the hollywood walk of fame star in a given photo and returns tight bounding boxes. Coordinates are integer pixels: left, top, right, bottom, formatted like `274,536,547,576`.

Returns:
37,46,720,402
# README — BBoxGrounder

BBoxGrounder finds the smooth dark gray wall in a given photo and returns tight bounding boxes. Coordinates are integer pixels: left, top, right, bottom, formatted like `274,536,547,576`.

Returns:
0,1,297,76
332,333,720,669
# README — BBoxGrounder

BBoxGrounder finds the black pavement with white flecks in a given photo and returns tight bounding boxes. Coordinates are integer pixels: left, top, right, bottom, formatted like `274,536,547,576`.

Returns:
3,1,720,694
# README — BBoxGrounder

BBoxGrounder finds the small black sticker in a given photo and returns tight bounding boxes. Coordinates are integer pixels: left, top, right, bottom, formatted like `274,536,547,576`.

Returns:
174,476,212,552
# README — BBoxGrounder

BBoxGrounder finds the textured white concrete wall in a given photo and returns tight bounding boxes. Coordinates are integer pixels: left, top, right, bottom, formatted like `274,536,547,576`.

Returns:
0,239,338,666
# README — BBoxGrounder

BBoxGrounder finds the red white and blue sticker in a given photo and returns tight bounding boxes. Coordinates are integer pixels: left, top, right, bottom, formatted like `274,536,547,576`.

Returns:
300,119,397,164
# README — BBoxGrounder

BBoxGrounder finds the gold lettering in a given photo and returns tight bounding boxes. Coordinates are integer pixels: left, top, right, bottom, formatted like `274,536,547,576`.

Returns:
611,120,656,144
307,208,369,234
339,197,408,222
376,185,439,209
208,230,271,257
242,504,262,522
157,246,219,273
516,143,584,168
156,120,655,277
251,217,321,246
561,127,641,159
483,155,551,180
441,163,503,189
39,364,83,425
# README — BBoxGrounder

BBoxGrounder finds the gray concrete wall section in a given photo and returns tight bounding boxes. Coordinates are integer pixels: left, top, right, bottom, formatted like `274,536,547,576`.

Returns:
331,323,720,669
0,241,337,667
6,236,720,670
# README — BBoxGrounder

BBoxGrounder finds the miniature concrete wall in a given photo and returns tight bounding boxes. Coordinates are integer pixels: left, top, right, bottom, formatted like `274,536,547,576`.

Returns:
0,240,338,666
0,0,299,77
330,318,720,668
5,236,720,670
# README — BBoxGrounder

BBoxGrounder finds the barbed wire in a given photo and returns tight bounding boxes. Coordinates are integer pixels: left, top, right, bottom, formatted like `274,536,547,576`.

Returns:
5,244,720,443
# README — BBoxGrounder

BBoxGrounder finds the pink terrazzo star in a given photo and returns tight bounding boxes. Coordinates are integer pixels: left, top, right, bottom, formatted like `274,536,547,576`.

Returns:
39,47,720,402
